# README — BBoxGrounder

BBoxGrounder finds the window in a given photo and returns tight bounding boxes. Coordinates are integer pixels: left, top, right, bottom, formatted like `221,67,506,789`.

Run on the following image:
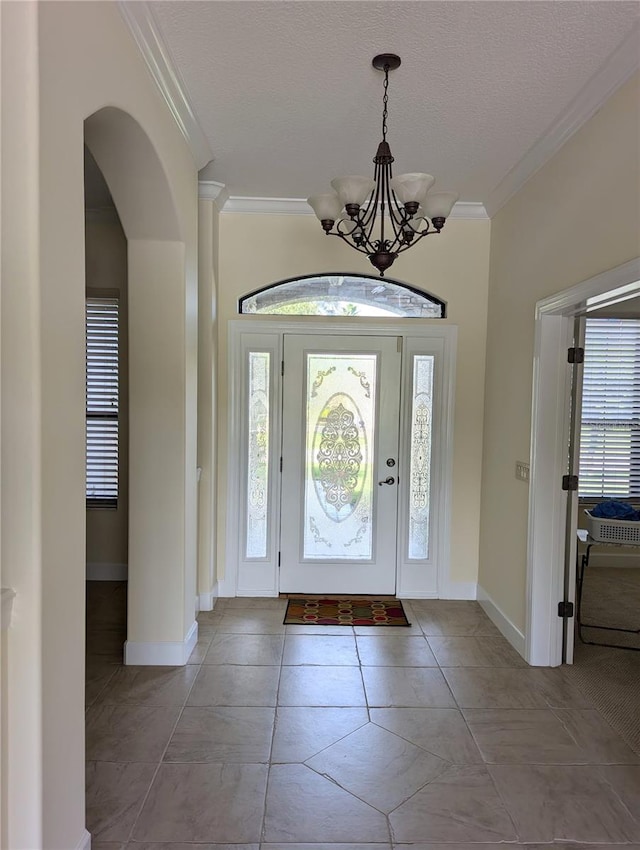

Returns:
240,274,445,318
86,294,119,506
579,318,640,499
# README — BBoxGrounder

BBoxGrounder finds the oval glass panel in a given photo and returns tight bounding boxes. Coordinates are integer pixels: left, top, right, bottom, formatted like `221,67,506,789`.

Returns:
312,391,367,523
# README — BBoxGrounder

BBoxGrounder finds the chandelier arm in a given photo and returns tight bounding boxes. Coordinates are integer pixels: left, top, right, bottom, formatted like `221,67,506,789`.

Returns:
329,229,374,257
394,224,438,255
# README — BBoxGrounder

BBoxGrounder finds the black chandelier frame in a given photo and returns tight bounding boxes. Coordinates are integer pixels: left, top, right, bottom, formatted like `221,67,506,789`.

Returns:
320,54,446,277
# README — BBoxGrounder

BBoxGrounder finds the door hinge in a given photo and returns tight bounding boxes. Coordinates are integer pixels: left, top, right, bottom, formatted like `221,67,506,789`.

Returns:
558,601,574,618
278,551,281,567
567,347,584,364
562,474,579,491
281,360,284,377
280,456,283,472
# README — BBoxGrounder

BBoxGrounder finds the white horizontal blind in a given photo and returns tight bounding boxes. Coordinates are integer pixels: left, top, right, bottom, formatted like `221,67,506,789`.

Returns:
86,296,119,505
579,318,640,499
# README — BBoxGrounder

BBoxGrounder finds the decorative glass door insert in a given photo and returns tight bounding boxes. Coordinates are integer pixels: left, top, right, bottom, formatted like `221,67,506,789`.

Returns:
280,335,401,594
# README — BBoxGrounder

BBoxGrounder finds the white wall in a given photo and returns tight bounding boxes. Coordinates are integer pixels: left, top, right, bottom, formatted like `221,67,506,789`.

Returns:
1,2,199,847
479,72,640,632
216,213,491,595
85,212,129,571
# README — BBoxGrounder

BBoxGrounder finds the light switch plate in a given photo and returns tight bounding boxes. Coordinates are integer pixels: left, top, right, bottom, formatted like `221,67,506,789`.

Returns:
515,461,530,482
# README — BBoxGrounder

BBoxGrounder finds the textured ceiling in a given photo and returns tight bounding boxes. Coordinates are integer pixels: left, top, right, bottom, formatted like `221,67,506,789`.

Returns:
150,1,639,204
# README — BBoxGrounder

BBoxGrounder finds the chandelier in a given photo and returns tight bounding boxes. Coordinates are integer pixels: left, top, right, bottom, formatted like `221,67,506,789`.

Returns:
308,54,458,277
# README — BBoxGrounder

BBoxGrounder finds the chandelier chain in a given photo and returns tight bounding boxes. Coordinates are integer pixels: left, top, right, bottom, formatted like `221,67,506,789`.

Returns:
382,66,389,141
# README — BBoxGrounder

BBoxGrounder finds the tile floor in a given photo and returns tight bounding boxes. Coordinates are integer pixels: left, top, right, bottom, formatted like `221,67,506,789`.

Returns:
86,587,640,849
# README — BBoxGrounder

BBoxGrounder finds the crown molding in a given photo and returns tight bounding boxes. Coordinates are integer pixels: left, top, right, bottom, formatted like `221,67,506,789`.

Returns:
219,196,488,219
118,1,213,170
486,22,640,217
198,180,230,211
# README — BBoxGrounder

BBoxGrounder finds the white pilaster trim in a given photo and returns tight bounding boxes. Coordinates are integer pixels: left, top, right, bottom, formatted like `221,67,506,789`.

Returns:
1,588,16,630
477,584,526,659
118,1,213,169
198,180,230,211
86,562,129,581
219,197,488,219
487,22,640,216
124,620,198,665
198,583,220,611
75,829,92,850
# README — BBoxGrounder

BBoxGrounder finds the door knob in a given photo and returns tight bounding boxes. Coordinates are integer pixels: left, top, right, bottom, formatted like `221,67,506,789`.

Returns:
378,476,395,486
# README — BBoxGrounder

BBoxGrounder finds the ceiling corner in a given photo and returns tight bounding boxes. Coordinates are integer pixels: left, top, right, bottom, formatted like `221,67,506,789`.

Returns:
485,21,640,217
118,0,213,170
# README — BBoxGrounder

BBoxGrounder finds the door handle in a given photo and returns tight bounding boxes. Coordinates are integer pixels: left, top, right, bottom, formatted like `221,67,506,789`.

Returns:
378,476,395,486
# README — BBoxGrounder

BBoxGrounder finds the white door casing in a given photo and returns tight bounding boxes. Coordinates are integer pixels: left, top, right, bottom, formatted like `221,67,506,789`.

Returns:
225,320,457,599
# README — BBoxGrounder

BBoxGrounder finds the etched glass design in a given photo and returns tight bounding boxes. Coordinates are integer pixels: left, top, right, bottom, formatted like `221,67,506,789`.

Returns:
408,355,434,560
304,353,376,559
246,352,270,558
240,275,445,318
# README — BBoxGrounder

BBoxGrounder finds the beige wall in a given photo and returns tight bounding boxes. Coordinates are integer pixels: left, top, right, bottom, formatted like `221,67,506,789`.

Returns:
1,3,199,848
85,213,129,568
216,213,491,591
479,72,640,632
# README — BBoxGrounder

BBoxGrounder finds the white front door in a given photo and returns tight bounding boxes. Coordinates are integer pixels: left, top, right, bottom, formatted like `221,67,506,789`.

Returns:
280,335,401,593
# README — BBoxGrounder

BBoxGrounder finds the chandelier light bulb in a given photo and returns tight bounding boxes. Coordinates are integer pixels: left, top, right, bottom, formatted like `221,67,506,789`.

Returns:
308,54,458,276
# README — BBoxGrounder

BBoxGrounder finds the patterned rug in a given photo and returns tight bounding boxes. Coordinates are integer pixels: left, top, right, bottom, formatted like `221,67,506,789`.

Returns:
284,597,411,627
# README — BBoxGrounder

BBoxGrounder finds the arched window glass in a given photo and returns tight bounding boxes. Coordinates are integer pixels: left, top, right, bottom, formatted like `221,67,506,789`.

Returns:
239,274,446,318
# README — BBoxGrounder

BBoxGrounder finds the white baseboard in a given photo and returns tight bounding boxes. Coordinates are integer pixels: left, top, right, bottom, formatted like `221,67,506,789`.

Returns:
477,584,526,658
198,582,220,611
439,581,478,600
124,620,198,665
86,562,128,581
75,829,91,850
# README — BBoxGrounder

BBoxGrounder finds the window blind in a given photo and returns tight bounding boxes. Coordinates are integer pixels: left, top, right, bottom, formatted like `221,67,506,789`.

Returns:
86,296,119,505
579,318,640,499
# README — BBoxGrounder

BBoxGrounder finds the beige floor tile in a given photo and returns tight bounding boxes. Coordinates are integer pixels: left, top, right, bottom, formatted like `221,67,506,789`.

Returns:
224,597,287,610
217,610,286,634
129,845,259,850
369,708,483,764
133,763,268,843
442,668,549,709
352,623,422,636
86,662,119,707
283,634,359,666
272,706,369,762
263,845,390,850
188,665,280,706
92,843,124,850
278,666,366,706
489,763,640,842
462,708,588,764
598,764,640,820
86,704,181,762
203,633,284,666
356,636,437,667
530,668,593,709
96,665,198,706
394,846,521,850
263,764,389,842
362,667,455,708
164,706,275,763
86,761,156,842
427,635,526,667
306,722,449,813
553,709,640,764
389,764,517,843
415,607,500,637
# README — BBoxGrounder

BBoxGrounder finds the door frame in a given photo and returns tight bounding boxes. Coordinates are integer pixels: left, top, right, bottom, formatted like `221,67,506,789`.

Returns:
527,257,640,666
224,318,458,598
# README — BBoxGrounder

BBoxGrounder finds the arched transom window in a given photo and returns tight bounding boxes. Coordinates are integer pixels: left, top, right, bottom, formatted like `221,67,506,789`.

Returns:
239,274,446,318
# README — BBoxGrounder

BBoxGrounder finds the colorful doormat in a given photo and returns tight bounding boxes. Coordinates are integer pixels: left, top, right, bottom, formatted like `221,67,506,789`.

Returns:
284,597,411,627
